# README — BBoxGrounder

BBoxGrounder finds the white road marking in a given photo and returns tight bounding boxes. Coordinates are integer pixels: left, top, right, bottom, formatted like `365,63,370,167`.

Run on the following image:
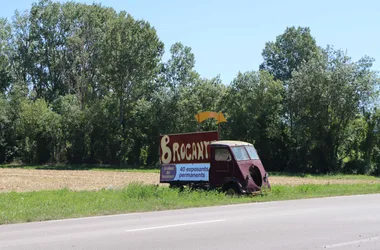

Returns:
324,236,380,248
125,219,226,232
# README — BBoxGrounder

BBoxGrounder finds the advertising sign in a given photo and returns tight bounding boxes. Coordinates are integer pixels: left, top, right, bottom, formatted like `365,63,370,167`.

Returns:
159,131,218,182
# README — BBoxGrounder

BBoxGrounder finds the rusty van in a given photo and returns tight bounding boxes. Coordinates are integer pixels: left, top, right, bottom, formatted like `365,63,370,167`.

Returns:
159,130,270,194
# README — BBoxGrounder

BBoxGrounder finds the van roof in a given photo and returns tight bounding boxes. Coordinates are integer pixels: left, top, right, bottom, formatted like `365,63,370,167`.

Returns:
211,140,253,147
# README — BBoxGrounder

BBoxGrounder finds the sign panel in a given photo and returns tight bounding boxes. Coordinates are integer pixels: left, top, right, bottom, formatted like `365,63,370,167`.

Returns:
159,131,218,182
160,163,210,182
159,131,218,164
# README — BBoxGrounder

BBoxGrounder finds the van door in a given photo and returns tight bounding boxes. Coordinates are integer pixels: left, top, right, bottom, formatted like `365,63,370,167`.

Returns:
209,146,233,187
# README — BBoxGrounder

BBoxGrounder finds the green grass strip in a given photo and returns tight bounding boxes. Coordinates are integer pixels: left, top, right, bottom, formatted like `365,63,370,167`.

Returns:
1,183,380,225
269,172,380,180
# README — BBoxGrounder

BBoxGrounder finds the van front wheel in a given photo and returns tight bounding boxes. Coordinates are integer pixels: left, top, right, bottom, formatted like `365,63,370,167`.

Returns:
222,182,240,196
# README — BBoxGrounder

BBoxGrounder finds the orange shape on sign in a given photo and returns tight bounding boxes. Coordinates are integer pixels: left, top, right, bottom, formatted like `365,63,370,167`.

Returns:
195,112,227,124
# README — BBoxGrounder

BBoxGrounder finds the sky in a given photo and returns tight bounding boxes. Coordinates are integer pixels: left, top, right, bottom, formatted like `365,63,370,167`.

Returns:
0,0,379,84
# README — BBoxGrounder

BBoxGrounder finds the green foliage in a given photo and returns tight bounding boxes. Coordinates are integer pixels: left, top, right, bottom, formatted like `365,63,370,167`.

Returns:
0,94,11,162
343,159,366,174
16,98,61,164
286,46,378,173
222,70,287,170
0,18,12,93
0,1,378,176
260,26,320,82
52,95,87,163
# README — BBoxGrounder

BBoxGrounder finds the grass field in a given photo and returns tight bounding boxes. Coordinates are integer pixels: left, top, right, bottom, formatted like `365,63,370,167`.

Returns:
1,182,380,225
1,165,380,225
269,171,380,180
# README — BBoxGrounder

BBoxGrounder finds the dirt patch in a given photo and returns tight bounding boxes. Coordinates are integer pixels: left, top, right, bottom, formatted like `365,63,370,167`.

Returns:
0,168,379,193
0,168,161,193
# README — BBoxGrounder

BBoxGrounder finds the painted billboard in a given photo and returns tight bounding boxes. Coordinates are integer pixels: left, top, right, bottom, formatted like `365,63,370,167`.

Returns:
159,131,218,182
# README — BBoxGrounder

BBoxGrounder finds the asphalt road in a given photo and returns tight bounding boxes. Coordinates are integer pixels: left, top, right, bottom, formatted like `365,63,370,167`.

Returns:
1,194,380,250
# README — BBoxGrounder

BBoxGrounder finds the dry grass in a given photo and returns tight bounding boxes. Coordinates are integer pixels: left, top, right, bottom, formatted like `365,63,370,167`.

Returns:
1,168,380,193
0,168,160,193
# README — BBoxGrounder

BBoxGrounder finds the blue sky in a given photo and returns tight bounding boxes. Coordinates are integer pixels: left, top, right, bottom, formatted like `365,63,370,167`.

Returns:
1,0,379,84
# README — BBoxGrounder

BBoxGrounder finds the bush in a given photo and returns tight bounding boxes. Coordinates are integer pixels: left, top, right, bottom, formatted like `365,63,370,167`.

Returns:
343,159,366,175
16,99,61,164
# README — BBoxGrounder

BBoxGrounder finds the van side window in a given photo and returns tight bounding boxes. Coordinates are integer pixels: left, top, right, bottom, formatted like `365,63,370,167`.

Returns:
215,148,231,161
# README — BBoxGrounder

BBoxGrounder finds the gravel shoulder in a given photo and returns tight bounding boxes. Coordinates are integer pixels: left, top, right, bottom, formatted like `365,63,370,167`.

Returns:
1,168,379,193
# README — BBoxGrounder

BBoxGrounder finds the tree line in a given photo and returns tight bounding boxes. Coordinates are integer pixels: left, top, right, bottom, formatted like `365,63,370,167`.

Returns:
0,0,379,174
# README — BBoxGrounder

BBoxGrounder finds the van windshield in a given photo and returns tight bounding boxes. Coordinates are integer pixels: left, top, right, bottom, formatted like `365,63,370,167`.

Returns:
245,145,259,159
231,146,250,161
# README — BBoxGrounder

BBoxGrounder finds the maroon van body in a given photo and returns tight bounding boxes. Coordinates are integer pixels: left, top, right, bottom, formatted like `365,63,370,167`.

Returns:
209,141,270,194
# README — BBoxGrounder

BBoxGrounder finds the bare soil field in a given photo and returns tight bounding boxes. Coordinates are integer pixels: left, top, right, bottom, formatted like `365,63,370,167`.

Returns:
1,168,380,193
0,168,159,193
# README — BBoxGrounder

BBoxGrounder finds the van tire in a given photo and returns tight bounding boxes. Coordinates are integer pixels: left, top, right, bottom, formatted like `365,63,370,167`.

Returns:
222,182,240,196
169,183,184,191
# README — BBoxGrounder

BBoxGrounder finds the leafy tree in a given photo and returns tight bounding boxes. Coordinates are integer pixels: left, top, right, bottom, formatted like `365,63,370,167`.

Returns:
101,11,164,128
15,98,61,164
26,0,66,101
260,26,321,168
0,84,29,164
194,76,227,132
287,46,378,173
160,42,199,90
10,10,31,90
0,18,12,93
100,11,164,163
61,2,116,109
86,95,122,164
52,95,87,163
260,26,320,82
138,42,201,166
223,70,286,170
0,94,10,162
361,108,380,174
157,42,200,133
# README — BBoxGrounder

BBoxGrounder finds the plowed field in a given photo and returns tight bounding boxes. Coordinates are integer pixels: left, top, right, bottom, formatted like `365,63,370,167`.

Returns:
1,168,379,193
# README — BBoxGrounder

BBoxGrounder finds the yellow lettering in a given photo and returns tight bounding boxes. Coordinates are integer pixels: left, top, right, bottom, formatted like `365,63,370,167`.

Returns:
186,143,191,160
180,144,186,160
161,135,172,164
203,141,210,159
197,142,204,160
192,143,197,160
173,142,180,162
